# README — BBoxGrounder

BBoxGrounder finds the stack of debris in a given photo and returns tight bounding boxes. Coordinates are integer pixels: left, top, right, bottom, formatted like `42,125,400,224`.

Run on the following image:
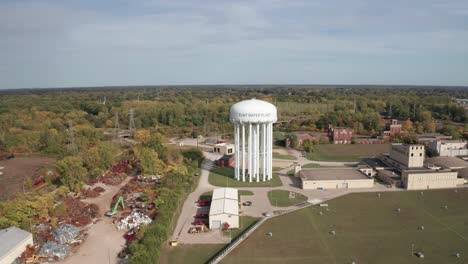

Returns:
101,160,132,185
81,188,100,198
52,224,80,244
117,210,152,231
36,224,80,260
64,197,99,226
39,242,69,260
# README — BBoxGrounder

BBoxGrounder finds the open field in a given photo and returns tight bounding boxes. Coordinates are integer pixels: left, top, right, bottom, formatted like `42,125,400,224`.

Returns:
224,188,468,264
273,152,297,160
0,155,56,200
267,190,308,207
307,143,391,162
163,244,225,264
209,167,283,187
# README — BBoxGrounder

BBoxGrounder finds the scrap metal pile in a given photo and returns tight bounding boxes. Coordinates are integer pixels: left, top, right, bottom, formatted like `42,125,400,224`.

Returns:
19,224,83,262
101,160,133,185
117,210,152,230
63,197,99,226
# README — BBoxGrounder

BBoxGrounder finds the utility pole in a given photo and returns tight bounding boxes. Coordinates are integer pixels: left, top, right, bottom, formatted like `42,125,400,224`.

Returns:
413,104,416,120
129,109,136,131
67,120,77,154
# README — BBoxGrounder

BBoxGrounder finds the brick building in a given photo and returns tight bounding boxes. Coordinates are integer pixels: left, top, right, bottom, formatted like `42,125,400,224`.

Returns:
328,125,354,144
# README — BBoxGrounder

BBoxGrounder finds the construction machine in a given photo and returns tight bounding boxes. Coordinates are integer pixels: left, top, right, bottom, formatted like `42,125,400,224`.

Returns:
105,196,124,217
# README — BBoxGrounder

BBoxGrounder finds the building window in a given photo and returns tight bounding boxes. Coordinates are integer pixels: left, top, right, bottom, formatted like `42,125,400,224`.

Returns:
411,153,414,157
420,153,422,156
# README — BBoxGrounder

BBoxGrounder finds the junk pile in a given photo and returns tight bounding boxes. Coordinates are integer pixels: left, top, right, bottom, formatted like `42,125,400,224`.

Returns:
101,160,132,185
117,210,152,230
39,242,70,260
52,224,80,244
64,197,99,226
81,188,100,198
34,224,80,261
109,179,158,219
93,186,105,193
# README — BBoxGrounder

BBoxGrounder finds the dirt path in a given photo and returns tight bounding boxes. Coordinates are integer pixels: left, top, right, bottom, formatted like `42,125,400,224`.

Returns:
58,177,132,264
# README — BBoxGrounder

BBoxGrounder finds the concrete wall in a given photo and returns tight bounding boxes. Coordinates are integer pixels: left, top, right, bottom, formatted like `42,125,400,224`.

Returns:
0,234,33,264
209,214,239,229
402,171,459,190
301,179,374,189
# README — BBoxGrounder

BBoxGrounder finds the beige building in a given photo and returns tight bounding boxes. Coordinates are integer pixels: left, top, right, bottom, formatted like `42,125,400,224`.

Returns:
0,227,33,264
209,188,239,229
427,140,468,157
297,168,374,190
389,144,425,168
402,169,462,190
213,143,235,155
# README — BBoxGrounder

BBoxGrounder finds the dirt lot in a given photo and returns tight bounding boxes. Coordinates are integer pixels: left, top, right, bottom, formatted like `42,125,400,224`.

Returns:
0,156,56,200
58,178,132,264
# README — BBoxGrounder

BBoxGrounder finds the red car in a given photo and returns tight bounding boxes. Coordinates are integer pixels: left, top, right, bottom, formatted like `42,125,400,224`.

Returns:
197,200,211,206
195,214,208,219
193,220,207,226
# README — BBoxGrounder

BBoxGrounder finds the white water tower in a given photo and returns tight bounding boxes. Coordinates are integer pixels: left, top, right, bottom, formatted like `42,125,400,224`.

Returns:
229,99,277,182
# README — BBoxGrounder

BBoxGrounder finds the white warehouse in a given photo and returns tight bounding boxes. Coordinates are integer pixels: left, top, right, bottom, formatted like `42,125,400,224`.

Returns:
0,227,33,264
209,188,239,230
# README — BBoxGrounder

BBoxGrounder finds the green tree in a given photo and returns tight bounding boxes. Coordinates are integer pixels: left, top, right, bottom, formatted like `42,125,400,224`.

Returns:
137,147,165,175
56,156,88,192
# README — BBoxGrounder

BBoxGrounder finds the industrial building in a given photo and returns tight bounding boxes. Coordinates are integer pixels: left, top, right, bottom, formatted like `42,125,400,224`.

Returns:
402,169,462,190
382,143,425,170
209,188,239,229
296,167,374,189
213,143,235,155
0,227,33,264
427,140,468,157
327,125,354,144
229,99,277,182
372,144,465,190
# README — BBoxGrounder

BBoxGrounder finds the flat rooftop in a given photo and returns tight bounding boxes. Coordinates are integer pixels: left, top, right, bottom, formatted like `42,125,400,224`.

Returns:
426,156,468,168
299,168,369,181
0,227,32,258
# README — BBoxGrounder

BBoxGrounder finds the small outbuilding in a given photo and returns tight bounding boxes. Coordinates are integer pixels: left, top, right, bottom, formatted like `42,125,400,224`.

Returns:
209,188,239,229
0,226,33,264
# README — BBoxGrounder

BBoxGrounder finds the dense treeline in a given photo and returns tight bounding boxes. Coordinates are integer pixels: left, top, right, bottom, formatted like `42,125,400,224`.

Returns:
0,86,467,154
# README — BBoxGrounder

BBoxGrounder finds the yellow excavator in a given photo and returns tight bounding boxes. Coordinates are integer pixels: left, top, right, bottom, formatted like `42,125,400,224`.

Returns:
105,196,124,217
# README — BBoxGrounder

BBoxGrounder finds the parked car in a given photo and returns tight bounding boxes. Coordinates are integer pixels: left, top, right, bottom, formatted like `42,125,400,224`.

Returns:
242,201,252,206
195,214,208,218
263,212,272,217
193,220,207,226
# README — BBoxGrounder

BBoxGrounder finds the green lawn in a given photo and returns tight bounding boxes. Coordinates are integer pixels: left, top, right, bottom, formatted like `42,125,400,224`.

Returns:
306,143,391,162
224,189,468,264
223,216,260,239
209,167,283,187
273,152,297,160
163,244,225,264
267,190,308,207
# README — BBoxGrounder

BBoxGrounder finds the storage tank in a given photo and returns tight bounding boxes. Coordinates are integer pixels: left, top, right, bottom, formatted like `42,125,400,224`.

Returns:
229,99,277,182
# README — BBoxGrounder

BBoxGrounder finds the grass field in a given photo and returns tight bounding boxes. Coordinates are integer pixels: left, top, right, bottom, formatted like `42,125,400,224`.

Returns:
224,189,468,264
306,143,391,162
163,244,225,264
223,216,260,239
273,152,297,160
209,167,283,187
267,190,308,207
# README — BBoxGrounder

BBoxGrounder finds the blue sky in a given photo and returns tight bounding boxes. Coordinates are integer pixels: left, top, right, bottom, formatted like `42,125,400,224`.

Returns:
1,0,468,88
